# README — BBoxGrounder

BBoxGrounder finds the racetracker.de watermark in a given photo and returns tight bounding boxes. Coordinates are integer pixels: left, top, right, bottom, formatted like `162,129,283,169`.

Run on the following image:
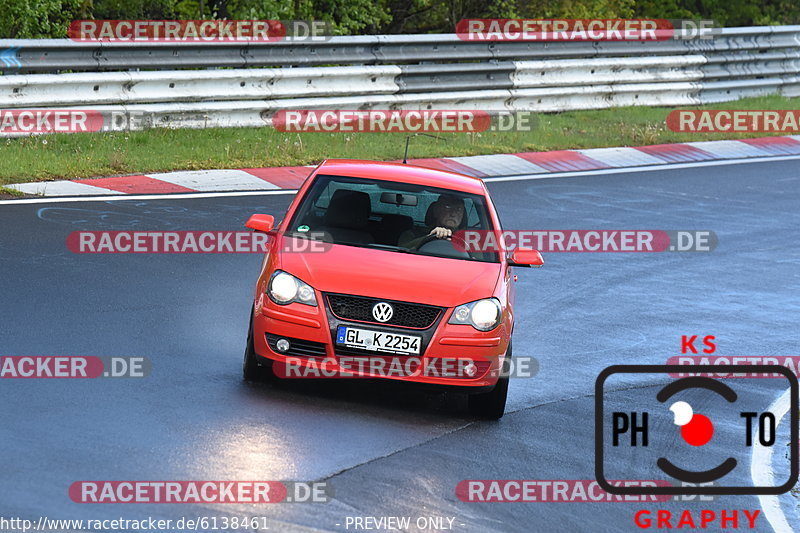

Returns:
0,110,104,134
69,481,330,503
456,19,716,41
68,231,270,254
0,110,206,135
667,110,800,133
456,480,718,503
66,231,336,254
456,480,673,502
667,356,800,378
453,230,717,253
273,356,539,380
0,356,149,378
1,110,539,135
0,110,164,135
272,110,538,133
68,20,331,41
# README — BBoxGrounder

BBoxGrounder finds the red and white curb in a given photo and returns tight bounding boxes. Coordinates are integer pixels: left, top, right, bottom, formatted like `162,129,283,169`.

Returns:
8,136,800,197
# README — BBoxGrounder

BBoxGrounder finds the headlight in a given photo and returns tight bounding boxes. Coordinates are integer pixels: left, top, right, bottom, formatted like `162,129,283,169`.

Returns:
448,298,502,331
268,271,317,306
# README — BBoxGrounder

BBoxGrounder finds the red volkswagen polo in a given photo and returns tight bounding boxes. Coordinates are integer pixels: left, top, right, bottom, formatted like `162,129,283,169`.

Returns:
242,160,542,419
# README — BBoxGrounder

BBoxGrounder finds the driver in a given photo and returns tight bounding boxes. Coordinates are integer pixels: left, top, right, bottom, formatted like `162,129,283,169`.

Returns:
399,194,466,249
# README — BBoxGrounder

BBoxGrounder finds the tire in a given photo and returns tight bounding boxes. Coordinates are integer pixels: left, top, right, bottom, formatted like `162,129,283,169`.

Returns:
243,309,273,382
468,342,511,420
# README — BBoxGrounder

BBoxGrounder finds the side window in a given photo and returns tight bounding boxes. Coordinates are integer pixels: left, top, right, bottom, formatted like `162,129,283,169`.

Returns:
315,182,350,209
465,199,481,228
485,195,502,231
314,183,333,209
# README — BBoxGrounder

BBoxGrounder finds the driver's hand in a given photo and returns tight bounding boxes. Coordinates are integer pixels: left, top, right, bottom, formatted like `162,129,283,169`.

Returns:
429,227,452,239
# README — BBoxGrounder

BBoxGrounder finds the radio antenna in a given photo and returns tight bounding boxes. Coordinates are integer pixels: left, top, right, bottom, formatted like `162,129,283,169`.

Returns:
402,133,446,164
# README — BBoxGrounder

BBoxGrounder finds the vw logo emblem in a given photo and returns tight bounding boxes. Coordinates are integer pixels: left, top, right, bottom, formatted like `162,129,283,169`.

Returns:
372,302,394,322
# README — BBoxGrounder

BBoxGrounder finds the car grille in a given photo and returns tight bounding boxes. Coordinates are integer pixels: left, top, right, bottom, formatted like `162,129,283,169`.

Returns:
325,293,442,329
266,334,327,358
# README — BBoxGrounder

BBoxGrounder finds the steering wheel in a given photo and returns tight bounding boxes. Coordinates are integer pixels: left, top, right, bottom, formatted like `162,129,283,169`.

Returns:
416,234,471,259
414,233,440,249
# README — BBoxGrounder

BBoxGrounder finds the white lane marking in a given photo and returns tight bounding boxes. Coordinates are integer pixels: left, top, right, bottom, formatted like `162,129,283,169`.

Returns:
8,180,118,196
147,169,280,191
483,154,800,183
0,189,298,205
448,154,549,175
686,140,772,159
2,153,799,206
577,146,666,167
751,387,793,533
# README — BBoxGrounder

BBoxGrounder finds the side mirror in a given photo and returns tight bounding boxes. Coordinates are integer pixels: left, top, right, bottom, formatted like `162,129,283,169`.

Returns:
245,214,275,233
508,248,544,268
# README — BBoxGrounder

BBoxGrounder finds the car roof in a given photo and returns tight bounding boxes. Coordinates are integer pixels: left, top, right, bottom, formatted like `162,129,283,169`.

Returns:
313,159,487,195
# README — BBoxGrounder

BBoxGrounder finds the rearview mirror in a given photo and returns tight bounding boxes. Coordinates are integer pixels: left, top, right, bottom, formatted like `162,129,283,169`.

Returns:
380,192,418,206
245,214,275,233
508,248,544,268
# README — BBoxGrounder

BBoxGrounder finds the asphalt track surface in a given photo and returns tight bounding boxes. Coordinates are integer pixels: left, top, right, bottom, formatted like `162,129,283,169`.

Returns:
1,158,799,532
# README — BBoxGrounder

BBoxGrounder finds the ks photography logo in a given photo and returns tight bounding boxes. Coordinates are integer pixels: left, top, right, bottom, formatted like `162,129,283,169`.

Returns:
594,365,799,495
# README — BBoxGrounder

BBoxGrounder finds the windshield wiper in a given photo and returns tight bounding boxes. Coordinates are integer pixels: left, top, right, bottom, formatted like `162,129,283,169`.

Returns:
330,241,414,253
330,241,494,261
363,243,416,253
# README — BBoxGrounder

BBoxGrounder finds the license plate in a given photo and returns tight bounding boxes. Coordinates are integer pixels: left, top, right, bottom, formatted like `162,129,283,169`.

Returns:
336,326,421,355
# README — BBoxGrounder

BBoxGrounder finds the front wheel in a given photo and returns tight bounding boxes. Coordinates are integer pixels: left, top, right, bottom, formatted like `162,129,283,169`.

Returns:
468,342,511,419
243,309,273,382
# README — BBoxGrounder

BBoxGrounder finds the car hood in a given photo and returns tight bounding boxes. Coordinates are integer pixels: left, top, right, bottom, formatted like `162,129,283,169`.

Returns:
277,239,501,308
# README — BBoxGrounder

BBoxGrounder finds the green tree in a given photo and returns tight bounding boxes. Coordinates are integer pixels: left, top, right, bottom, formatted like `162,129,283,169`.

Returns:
516,0,635,19
228,0,390,34
0,0,85,38
306,0,391,33
634,0,800,26
226,0,293,19
92,0,176,18
381,0,637,34
757,0,800,24
381,0,518,34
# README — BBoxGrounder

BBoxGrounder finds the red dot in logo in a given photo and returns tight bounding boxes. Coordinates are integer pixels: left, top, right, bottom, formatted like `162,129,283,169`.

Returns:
681,414,714,446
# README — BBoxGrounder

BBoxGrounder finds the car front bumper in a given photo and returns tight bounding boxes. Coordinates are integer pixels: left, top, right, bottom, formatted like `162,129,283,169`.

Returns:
252,296,510,388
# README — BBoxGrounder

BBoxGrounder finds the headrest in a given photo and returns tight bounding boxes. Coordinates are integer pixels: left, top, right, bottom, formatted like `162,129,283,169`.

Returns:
324,189,371,228
379,213,413,231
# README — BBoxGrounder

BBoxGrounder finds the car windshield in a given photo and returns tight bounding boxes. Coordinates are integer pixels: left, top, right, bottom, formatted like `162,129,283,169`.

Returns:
286,174,499,262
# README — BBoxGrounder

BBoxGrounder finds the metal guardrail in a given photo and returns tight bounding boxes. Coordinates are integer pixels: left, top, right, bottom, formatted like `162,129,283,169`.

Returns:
1,26,799,72
0,26,797,133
